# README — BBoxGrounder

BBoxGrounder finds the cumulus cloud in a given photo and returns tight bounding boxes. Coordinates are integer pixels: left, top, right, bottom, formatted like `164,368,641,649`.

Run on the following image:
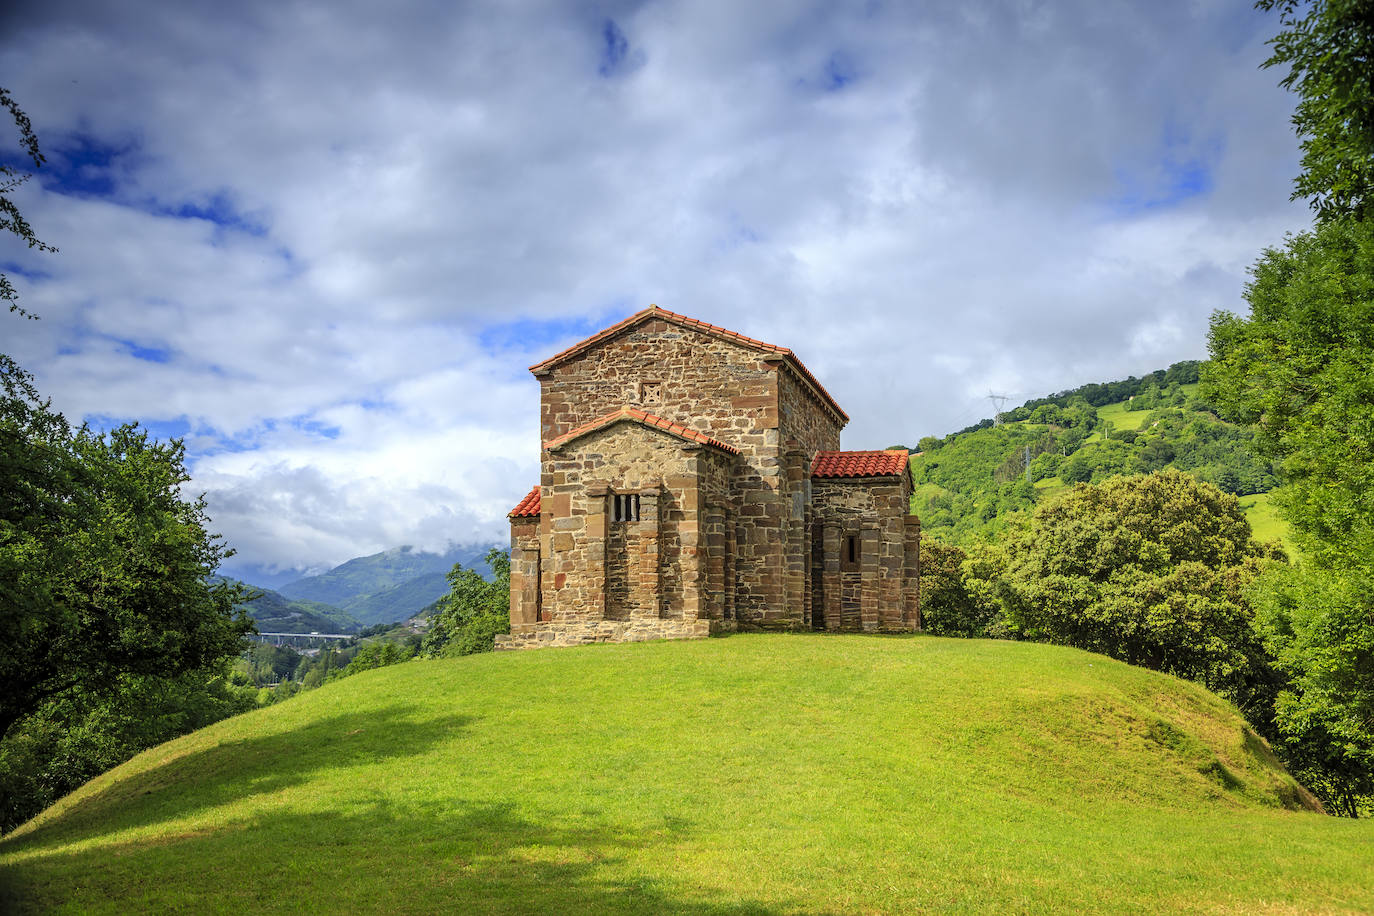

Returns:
0,0,1311,572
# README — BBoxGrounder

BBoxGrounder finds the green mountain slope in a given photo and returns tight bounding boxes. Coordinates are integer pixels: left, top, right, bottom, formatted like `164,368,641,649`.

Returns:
4,636,1369,914
234,586,360,634
336,570,450,625
277,544,495,626
913,368,1289,548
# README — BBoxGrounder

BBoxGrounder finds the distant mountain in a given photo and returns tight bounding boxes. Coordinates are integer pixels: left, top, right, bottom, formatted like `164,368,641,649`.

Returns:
278,544,498,627
217,563,317,591
227,583,362,634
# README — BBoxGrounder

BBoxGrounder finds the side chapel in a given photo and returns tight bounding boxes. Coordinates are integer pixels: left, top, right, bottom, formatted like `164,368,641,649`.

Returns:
499,306,921,649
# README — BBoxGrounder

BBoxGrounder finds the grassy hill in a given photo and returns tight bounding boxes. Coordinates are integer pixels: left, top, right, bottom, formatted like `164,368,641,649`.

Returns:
3,635,1370,914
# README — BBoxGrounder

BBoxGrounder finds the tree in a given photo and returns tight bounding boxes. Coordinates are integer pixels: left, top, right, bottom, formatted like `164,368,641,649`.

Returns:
1251,563,1374,816
1203,216,1374,816
1,87,57,319
1202,218,1374,568
985,470,1283,727
422,549,511,657
917,537,1000,638
1257,0,1374,221
0,662,255,832
0,357,253,744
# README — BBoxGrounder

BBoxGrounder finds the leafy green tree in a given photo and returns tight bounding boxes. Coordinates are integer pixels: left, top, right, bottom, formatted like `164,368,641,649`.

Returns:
1251,563,1374,816
918,538,999,638
1204,216,1374,816
423,549,511,657
1257,0,1374,221
0,357,253,743
1203,218,1374,567
985,470,1283,726
1,87,56,319
0,664,255,832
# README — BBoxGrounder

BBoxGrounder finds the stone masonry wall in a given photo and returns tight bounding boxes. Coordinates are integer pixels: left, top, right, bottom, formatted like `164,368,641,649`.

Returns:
536,422,737,629
810,475,919,631
535,319,841,626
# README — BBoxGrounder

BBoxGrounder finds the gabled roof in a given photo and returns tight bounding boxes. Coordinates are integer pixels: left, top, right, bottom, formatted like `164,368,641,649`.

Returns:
544,407,741,456
508,485,540,518
529,305,848,424
811,450,911,479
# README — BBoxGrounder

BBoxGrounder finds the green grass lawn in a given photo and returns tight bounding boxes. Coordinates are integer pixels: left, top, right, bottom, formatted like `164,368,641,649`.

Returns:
1238,490,1296,552
1095,397,1150,432
3,635,1370,914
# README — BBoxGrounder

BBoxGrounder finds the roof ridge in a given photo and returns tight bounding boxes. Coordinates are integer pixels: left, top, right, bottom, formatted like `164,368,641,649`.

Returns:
525,305,848,424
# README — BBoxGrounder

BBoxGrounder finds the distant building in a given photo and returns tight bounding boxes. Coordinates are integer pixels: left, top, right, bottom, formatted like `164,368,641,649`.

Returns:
500,306,920,649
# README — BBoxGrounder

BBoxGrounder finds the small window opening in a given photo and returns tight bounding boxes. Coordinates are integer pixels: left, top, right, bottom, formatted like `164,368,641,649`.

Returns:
638,381,662,406
613,493,641,523
842,533,860,571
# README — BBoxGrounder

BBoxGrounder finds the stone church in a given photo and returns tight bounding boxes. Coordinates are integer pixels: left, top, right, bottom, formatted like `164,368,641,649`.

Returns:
499,305,921,649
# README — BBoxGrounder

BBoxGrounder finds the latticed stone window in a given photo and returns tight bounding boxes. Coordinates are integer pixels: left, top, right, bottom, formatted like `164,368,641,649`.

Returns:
613,493,641,523
638,380,662,405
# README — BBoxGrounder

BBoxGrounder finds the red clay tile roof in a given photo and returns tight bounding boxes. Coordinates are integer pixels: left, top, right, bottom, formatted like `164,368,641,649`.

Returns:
508,485,540,518
811,450,911,479
528,305,849,424
544,407,741,455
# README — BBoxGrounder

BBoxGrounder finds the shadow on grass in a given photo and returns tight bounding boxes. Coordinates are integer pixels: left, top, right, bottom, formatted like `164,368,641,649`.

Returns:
2,796,807,914
0,703,473,853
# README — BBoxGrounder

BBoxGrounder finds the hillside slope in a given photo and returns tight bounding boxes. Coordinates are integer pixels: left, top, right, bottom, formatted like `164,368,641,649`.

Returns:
277,544,496,626
3,636,1368,914
912,379,1289,548
230,584,360,634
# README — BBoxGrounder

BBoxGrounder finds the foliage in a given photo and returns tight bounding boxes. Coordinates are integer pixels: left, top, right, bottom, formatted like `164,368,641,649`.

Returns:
229,581,360,634
335,639,418,676
1204,218,1374,567
0,87,57,320
0,664,255,832
911,374,1278,544
422,548,511,657
0,356,253,744
1257,0,1374,221
6,637,1360,915
1252,563,1374,817
1202,219,1374,813
982,470,1283,727
917,537,999,637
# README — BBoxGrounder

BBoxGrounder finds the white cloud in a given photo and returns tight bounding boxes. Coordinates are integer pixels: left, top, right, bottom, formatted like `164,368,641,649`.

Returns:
0,0,1313,572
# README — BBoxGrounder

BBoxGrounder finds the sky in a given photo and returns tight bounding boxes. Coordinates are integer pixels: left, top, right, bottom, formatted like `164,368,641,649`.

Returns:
0,0,1312,581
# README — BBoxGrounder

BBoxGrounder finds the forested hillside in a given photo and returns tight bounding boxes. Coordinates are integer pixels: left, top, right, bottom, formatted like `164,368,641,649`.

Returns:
275,544,496,626
911,361,1284,546
228,585,360,634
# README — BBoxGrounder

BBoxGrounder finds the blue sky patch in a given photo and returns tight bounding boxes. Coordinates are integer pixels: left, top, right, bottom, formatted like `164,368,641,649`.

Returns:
479,307,625,355
85,413,192,442
40,133,138,198
292,416,342,440
115,338,174,363
1106,125,1223,216
824,53,857,91
599,19,630,76
166,192,268,237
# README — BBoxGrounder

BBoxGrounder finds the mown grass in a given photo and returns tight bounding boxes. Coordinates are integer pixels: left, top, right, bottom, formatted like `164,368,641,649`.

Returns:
3,635,1371,914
